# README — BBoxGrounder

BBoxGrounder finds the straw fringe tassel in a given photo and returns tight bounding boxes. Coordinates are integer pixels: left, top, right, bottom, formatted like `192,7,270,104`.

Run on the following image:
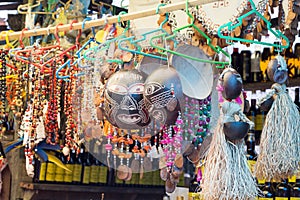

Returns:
255,84,300,180
201,118,258,200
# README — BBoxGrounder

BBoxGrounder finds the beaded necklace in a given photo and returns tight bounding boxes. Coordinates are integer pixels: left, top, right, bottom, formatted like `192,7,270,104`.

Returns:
45,66,59,145
0,51,7,137
182,95,211,148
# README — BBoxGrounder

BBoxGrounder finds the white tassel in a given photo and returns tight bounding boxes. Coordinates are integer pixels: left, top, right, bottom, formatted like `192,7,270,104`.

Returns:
255,83,300,180
201,102,258,200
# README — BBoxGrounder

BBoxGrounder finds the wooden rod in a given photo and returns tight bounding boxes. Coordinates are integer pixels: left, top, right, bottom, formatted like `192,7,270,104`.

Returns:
0,0,217,41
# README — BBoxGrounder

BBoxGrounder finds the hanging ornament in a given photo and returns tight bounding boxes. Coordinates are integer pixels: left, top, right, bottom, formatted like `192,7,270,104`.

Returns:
254,55,300,181
104,69,150,129
143,65,183,126
201,68,258,200
171,44,213,100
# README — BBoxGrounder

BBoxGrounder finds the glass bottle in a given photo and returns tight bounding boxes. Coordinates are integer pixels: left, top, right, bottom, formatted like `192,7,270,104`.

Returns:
231,47,241,73
275,179,290,200
261,47,271,82
294,42,300,77
255,101,265,145
290,170,300,199
45,160,56,183
89,155,100,185
64,150,74,184
72,148,83,184
100,162,109,185
257,179,266,199
82,150,91,185
285,46,297,78
33,156,42,183
251,51,262,82
247,99,257,127
38,161,47,182
246,129,257,175
54,151,65,183
241,50,252,83
260,181,275,199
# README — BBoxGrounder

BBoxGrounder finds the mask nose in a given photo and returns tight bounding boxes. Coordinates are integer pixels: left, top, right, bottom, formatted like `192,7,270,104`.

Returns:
120,95,138,110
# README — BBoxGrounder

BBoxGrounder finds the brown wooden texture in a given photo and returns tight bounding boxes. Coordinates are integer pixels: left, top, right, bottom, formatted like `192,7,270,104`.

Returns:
20,182,165,200
1,166,11,200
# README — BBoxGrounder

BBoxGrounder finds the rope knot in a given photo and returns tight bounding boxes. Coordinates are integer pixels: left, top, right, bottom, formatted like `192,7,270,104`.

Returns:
272,83,286,94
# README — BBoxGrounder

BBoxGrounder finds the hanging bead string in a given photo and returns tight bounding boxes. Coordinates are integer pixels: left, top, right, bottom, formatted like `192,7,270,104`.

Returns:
0,51,7,138
194,95,211,147
4,53,15,113
160,126,174,172
173,112,183,155
105,125,113,167
112,128,118,169
182,95,211,147
63,69,77,151
11,61,24,119
248,0,269,32
29,65,39,145
74,78,83,145
45,64,59,145
89,66,102,126
119,130,125,167
21,103,34,164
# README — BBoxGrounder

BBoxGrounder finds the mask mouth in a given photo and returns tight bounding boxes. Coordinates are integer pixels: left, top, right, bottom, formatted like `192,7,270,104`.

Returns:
117,114,142,124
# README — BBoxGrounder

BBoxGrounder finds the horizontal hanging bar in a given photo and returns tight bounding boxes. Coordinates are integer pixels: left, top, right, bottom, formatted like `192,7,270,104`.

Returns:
0,0,217,41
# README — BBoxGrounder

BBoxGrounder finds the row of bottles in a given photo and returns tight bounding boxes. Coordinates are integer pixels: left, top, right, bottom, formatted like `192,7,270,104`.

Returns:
245,130,300,199
256,178,300,199
231,46,300,83
33,147,109,185
33,147,177,187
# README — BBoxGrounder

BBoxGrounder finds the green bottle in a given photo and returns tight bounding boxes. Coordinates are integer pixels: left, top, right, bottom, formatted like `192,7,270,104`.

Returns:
54,152,65,183
72,148,83,184
64,150,74,184
82,151,91,185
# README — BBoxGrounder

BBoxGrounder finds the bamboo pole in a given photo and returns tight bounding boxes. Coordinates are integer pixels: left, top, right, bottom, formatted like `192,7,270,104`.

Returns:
0,0,217,41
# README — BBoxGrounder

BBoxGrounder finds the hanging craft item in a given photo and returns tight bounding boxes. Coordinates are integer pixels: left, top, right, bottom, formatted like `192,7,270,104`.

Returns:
104,69,150,129
143,65,183,126
201,68,258,200
254,55,300,181
217,0,290,50
170,44,213,99
150,0,231,66
192,0,252,34
160,114,184,193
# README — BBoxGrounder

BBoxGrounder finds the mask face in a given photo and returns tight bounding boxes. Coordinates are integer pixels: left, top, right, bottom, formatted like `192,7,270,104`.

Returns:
143,65,183,125
104,69,150,129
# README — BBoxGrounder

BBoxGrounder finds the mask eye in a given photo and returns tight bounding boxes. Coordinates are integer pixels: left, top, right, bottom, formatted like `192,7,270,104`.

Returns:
145,83,163,95
107,84,127,95
128,84,144,94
